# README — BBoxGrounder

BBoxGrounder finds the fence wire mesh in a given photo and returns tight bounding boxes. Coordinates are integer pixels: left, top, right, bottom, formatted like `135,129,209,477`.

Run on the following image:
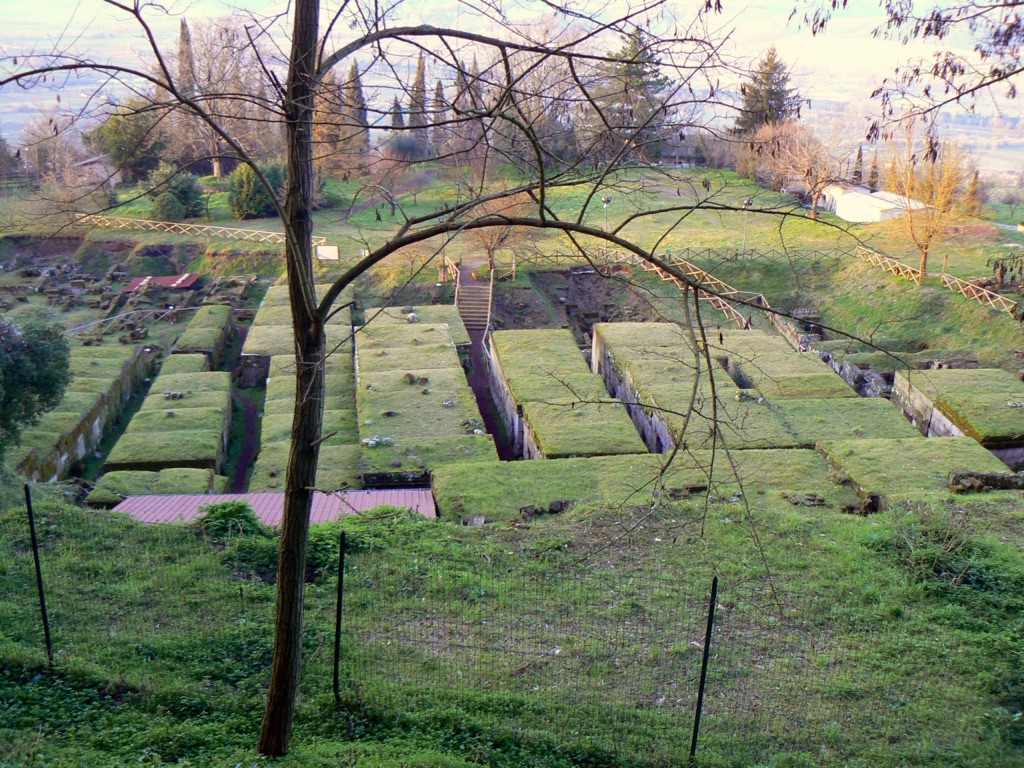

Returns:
3,506,996,766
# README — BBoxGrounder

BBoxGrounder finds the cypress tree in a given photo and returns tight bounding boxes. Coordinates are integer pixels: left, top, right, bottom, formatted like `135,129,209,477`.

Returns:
341,62,369,164
390,96,406,129
867,152,880,192
852,146,863,184
408,53,428,142
431,79,447,153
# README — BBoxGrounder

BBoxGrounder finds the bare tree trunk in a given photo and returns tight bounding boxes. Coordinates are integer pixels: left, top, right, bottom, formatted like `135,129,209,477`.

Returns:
257,0,321,755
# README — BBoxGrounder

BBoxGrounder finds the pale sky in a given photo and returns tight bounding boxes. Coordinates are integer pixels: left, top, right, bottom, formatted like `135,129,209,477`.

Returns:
0,0,1014,140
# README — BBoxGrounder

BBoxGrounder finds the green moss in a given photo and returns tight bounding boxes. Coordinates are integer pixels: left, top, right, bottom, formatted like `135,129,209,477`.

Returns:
359,433,497,474
771,398,921,443
522,401,647,457
159,354,210,374
124,407,227,435
105,430,224,469
817,436,1009,497
363,304,470,346
358,381,479,439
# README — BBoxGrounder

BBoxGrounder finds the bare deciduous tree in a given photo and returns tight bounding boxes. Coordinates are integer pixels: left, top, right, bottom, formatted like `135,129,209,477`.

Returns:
2,0,764,756
887,123,974,274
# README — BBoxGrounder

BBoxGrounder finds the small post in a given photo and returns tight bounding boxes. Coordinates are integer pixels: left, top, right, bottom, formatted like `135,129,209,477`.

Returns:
24,485,53,667
689,575,718,762
333,530,347,707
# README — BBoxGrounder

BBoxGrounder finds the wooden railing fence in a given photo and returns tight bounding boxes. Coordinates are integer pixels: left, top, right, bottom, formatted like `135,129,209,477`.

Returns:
78,214,327,246
854,246,921,284
940,273,1021,317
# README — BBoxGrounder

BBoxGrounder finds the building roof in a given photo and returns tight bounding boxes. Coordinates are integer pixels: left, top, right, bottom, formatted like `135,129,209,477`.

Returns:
112,489,436,524
123,273,202,293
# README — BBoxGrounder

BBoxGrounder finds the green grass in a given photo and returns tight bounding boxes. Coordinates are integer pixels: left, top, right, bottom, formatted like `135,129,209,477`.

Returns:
363,304,470,346
818,436,1010,498
522,401,648,458
124,406,227,435
771,398,923,443
359,434,498,475
357,343,462,373
159,353,210,374
356,322,462,350
491,329,607,403
104,430,225,470
358,384,480,439
903,368,1024,444
85,468,220,506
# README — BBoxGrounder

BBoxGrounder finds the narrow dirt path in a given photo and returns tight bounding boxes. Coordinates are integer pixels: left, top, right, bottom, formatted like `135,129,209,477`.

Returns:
230,389,260,492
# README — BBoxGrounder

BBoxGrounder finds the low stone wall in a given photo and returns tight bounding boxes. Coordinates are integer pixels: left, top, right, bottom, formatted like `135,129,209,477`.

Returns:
590,332,674,452
18,347,152,482
485,335,523,456
238,353,271,388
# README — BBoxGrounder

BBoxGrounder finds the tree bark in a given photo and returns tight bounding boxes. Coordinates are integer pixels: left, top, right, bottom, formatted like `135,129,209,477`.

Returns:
257,0,321,755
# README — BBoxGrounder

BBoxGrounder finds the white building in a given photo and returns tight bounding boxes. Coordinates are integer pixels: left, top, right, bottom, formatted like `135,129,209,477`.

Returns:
819,184,928,223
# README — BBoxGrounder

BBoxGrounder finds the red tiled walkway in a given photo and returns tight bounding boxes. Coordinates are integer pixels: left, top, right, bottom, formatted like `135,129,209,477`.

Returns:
112,489,436,525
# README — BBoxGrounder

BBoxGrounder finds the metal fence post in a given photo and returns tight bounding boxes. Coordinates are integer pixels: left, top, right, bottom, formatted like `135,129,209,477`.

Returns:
24,485,53,667
333,530,346,706
689,575,718,762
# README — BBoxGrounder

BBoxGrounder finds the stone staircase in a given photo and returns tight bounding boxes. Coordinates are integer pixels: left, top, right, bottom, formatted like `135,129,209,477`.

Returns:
456,283,492,331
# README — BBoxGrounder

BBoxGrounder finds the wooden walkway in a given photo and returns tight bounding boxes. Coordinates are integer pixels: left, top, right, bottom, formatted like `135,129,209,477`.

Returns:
112,489,436,525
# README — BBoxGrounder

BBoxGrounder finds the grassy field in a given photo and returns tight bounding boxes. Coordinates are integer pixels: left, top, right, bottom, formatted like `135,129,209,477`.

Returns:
2,164,1024,767
1,488,1022,767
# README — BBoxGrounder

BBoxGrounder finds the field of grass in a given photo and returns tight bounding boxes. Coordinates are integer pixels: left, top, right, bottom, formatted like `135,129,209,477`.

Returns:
0,494,1019,767
4,163,1024,767
902,368,1024,444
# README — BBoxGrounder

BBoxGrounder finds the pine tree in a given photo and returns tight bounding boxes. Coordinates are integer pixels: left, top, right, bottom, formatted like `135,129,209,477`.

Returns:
588,29,672,163
408,53,428,142
852,146,863,184
734,47,800,135
390,96,406,129
867,152,880,191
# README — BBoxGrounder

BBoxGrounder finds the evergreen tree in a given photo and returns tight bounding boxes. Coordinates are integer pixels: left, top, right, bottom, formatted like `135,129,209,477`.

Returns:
734,47,801,135
592,29,672,162
228,163,285,219
867,151,880,191
390,96,406,129
967,169,982,215
0,318,71,466
0,135,20,176
312,69,343,174
852,146,863,184
408,53,428,142
147,162,204,218
178,19,197,98
431,79,447,153
340,62,369,164
83,97,166,182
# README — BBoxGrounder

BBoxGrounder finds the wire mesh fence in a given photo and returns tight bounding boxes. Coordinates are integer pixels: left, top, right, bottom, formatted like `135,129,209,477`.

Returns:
4,503,995,766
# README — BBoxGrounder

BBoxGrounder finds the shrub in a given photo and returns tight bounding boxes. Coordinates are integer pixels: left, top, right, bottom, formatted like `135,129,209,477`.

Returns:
151,191,186,221
228,163,285,219
147,162,204,219
192,500,266,542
